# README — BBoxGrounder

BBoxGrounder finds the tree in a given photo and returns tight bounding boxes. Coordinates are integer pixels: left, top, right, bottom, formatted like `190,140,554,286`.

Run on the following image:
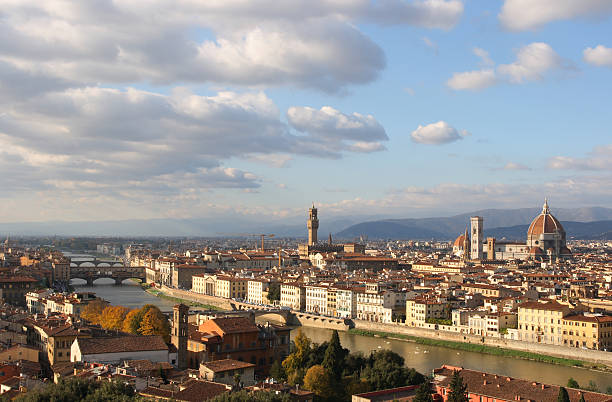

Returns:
81,300,107,325
270,359,285,381
322,330,347,381
267,283,281,302
447,371,468,402
209,390,291,402
413,381,434,402
558,387,570,402
584,381,599,392
138,307,170,342
303,365,333,400
122,309,141,334
362,350,424,391
567,378,580,389
14,378,138,402
100,306,129,330
282,329,311,385
579,393,586,402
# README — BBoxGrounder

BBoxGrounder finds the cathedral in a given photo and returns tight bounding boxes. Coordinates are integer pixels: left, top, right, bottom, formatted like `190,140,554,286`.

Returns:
453,200,572,262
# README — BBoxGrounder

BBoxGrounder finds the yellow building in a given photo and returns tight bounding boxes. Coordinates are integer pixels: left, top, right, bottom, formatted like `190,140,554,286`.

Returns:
0,344,39,363
214,276,247,299
562,314,612,350
406,298,448,327
517,300,570,345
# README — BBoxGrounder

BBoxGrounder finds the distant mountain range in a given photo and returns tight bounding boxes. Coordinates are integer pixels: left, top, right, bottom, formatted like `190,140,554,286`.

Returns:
1,206,611,239
335,207,612,241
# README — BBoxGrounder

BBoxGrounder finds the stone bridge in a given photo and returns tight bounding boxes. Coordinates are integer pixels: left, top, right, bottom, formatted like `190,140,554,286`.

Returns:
69,265,145,286
231,301,353,330
70,258,125,268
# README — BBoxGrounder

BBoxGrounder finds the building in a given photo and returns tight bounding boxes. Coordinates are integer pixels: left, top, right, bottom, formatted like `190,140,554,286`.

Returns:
452,200,572,262
517,300,570,345
357,284,405,323
433,365,612,402
406,298,449,327
215,276,247,299
562,313,612,350
307,204,318,246
172,265,210,289
247,280,271,305
280,283,306,311
305,285,328,315
0,276,38,306
335,287,358,318
172,304,189,369
187,317,290,376
71,335,172,365
192,274,216,296
199,359,255,386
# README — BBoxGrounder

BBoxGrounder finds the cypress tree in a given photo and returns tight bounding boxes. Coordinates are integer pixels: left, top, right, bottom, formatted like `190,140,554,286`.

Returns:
447,370,468,402
558,387,570,402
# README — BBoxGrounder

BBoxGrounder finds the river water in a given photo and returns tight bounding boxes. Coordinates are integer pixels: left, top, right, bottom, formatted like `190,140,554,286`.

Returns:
72,281,612,390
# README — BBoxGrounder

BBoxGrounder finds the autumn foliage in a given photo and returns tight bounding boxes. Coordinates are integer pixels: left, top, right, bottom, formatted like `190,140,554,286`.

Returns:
81,301,170,342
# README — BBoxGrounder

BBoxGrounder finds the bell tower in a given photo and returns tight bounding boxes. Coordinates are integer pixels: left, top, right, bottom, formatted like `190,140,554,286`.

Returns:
470,216,483,260
172,304,189,369
307,204,319,246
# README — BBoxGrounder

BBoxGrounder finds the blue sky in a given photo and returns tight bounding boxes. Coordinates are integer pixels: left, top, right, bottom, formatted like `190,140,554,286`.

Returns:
0,1,611,223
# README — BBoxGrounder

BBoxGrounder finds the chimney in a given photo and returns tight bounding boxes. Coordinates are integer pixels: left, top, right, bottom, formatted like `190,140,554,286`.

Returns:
483,380,488,385
541,384,545,390
506,377,511,382
532,382,537,386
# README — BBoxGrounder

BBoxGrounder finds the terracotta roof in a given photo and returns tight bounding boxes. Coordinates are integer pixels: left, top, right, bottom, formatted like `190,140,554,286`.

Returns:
435,366,612,402
527,202,564,237
76,335,168,355
174,379,229,402
200,317,259,335
201,359,255,373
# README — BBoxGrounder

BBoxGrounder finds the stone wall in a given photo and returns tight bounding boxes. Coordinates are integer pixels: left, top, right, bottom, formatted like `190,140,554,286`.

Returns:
291,312,353,331
159,286,233,310
353,320,612,366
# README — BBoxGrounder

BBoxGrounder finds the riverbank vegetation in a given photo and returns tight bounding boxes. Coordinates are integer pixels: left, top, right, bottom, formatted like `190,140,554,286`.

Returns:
142,284,221,310
81,300,170,342
272,330,426,401
348,329,599,369
14,378,139,401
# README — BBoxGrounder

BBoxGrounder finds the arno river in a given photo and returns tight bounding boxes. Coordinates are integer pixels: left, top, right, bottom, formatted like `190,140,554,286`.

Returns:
73,280,612,389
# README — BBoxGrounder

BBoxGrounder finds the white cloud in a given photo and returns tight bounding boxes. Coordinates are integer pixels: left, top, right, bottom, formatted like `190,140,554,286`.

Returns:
447,69,496,91
410,121,469,145
497,43,563,83
448,42,565,91
499,0,612,31
548,145,612,170
0,0,464,93
473,47,494,66
287,106,388,153
503,162,531,171
583,45,612,67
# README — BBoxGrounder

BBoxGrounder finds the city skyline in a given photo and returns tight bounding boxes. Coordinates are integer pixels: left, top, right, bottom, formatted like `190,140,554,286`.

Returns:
1,1,612,223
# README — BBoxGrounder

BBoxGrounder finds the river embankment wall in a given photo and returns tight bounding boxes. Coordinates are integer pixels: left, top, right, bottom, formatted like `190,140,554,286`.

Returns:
353,320,612,366
158,286,233,310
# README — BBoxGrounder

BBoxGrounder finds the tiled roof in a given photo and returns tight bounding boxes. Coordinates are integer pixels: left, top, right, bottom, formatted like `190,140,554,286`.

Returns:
174,379,229,402
76,335,168,355
201,359,255,373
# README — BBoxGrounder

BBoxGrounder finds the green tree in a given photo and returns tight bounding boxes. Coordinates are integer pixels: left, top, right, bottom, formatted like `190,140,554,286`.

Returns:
567,378,580,389
447,371,468,402
363,350,424,391
14,378,138,402
270,359,285,381
413,381,434,402
579,393,586,402
322,330,347,381
303,365,333,400
209,390,291,402
267,283,281,302
584,380,599,392
557,387,570,402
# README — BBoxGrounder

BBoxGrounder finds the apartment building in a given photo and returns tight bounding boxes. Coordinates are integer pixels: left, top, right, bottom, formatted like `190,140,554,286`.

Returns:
334,287,358,318
192,274,216,296
247,280,271,304
279,283,305,311
562,313,612,350
517,300,570,345
305,285,328,315
406,298,448,327
356,285,404,323
215,276,248,300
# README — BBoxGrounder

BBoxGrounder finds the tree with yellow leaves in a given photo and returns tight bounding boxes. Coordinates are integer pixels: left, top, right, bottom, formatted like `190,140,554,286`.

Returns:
303,365,333,400
80,299,107,325
122,309,141,334
138,306,170,343
100,305,130,330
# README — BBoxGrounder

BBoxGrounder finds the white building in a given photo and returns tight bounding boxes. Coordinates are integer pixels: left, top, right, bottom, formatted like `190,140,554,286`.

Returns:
305,285,328,315
71,335,174,365
280,283,305,311
334,287,358,318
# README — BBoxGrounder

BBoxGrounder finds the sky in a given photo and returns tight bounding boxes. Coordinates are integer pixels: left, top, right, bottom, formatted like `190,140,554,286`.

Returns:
0,0,611,225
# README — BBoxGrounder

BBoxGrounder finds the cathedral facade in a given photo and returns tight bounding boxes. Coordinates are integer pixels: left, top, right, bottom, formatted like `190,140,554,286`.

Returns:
453,200,572,262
